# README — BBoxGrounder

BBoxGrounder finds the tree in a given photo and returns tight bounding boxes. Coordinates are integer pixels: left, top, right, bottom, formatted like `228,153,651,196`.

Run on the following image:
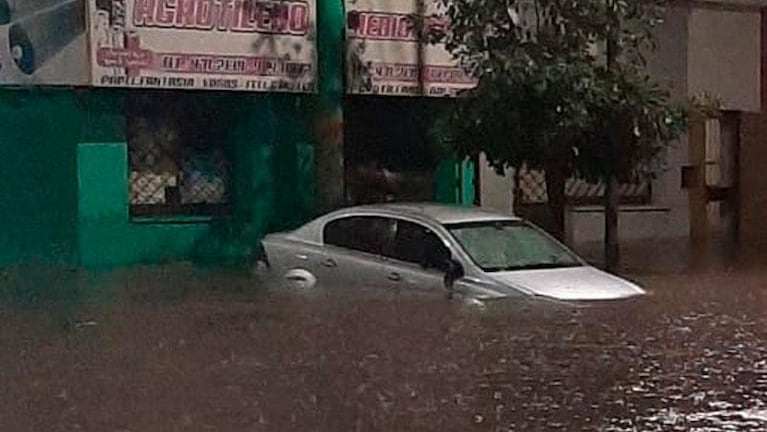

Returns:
435,0,689,270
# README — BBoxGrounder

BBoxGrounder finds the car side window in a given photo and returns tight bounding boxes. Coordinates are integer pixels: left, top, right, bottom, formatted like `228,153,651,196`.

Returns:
323,216,394,256
390,220,450,270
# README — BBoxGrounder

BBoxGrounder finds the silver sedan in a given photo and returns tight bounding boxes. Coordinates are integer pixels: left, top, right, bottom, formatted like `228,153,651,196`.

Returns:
256,203,645,304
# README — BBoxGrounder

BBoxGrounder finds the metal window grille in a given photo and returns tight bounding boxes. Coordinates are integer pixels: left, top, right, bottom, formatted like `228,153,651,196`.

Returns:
515,166,651,206
126,92,231,217
516,168,549,204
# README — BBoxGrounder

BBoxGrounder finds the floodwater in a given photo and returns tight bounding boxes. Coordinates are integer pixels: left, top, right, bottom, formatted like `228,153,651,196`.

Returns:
2,263,767,431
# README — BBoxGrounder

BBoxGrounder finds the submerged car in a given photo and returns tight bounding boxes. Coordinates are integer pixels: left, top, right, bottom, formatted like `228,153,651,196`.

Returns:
256,203,645,303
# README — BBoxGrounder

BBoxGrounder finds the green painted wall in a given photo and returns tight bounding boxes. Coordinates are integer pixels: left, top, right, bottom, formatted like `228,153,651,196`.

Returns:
77,143,210,267
190,94,315,266
0,87,129,266
435,157,475,205
0,89,80,265
0,88,314,269
77,93,315,268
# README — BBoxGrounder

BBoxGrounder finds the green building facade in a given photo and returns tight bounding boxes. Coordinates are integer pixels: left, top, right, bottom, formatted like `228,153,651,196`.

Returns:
0,1,472,269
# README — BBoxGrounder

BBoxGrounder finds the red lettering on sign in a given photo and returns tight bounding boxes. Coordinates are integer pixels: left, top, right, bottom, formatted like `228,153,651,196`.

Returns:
133,0,156,26
132,0,310,35
349,11,446,41
156,0,175,26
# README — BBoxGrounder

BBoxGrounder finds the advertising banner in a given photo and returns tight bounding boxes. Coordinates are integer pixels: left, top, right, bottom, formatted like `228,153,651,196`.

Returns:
345,0,476,97
0,0,89,85
89,0,317,92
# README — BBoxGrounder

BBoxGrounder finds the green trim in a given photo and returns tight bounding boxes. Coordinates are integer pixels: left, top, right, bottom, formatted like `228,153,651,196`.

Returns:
435,156,475,205
0,2,10,25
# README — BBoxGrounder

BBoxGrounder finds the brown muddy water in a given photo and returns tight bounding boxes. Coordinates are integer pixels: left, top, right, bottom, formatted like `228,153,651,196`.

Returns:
1,266,767,431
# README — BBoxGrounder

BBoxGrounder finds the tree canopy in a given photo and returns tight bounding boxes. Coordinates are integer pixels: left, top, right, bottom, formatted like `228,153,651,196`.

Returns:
434,0,690,184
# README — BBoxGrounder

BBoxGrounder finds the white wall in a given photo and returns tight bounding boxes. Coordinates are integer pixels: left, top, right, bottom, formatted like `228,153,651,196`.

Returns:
569,5,762,245
688,7,761,112
477,153,515,214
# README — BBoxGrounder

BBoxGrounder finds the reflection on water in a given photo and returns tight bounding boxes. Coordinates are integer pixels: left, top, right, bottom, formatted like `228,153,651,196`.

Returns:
2,265,767,431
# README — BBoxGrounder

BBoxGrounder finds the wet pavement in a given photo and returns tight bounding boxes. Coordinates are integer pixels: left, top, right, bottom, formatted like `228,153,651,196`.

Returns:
2,259,767,431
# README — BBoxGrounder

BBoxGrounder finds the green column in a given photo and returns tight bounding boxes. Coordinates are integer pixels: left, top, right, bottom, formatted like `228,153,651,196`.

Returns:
314,0,345,212
435,156,475,206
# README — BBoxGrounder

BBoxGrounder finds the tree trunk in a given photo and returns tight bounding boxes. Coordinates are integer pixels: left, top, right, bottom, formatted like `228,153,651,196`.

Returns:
544,159,567,242
604,175,620,272
604,1,620,272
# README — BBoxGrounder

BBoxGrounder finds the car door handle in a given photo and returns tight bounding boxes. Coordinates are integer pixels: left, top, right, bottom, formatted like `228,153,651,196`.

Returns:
387,272,402,282
322,258,337,268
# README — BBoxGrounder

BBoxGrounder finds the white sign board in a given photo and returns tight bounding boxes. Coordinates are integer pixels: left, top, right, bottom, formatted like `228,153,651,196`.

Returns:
89,0,317,92
345,0,476,97
0,0,89,85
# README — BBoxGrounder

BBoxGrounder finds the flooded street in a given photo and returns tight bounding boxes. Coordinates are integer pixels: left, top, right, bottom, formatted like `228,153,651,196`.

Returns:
2,265,767,431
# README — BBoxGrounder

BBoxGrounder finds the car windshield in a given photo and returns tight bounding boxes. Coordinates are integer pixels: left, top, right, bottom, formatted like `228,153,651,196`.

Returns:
446,220,583,272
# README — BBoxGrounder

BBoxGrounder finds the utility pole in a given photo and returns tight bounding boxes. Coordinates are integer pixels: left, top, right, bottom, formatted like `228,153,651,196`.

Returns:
604,0,620,272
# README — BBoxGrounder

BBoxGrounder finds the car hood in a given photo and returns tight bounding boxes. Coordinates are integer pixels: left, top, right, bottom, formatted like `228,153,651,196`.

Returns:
489,266,645,301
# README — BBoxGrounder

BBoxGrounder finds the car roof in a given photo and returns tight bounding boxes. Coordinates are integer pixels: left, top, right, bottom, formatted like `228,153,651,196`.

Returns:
338,202,521,225
279,202,523,245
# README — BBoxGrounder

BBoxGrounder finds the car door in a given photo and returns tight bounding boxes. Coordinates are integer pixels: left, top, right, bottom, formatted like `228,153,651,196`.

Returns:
381,218,451,296
318,216,395,289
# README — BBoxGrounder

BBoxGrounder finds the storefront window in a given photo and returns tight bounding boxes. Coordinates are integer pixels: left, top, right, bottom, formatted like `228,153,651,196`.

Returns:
344,96,444,205
126,91,231,217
